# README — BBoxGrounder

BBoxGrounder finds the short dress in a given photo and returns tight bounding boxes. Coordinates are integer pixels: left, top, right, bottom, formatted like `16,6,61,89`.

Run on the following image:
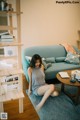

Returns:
32,67,46,96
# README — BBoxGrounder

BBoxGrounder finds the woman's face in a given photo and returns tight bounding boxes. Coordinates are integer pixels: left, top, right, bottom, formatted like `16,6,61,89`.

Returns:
35,59,41,68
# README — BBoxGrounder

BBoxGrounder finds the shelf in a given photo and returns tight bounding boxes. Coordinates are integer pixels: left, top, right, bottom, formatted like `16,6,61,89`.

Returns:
0,56,17,59
0,69,23,77
0,26,17,30
0,90,24,102
0,11,23,15
1,80,19,85
0,42,23,47
0,0,24,113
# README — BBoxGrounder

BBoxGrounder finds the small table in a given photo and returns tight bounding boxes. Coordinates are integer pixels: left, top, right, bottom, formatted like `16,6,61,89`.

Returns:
56,70,80,104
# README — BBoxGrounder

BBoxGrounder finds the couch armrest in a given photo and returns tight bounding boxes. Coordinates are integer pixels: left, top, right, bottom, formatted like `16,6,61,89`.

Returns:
22,50,29,82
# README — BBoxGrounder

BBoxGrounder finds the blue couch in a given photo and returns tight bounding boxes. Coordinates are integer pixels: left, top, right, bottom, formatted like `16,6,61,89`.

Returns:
22,45,80,82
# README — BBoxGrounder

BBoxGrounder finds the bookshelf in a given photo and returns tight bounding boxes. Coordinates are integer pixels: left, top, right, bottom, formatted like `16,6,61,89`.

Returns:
0,11,23,15
0,0,24,114
0,26,17,30
0,42,23,47
0,55,17,59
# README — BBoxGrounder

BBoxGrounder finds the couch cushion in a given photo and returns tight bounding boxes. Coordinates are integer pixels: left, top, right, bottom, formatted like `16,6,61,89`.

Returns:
45,62,80,80
56,57,66,62
46,57,55,63
25,56,31,66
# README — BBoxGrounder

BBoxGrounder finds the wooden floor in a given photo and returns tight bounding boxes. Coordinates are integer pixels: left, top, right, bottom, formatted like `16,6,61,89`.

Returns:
2,75,39,120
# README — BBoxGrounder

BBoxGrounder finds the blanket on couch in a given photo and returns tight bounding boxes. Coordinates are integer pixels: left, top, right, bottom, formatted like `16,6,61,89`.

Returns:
60,43,76,54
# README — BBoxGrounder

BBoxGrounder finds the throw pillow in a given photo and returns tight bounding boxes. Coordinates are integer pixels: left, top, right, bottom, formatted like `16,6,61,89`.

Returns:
25,56,31,67
46,57,55,63
25,56,32,61
56,57,66,62
65,52,79,64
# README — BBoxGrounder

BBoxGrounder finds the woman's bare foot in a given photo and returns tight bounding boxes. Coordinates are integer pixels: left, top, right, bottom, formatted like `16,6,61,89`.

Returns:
51,90,59,97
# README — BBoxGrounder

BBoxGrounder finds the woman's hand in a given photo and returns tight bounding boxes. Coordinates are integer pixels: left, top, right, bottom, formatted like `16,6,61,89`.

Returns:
41,64,44,72
28,67,32,96
28,89,32,96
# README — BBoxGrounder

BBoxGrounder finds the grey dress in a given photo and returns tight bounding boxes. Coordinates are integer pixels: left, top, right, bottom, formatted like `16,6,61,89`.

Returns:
32,67,46,96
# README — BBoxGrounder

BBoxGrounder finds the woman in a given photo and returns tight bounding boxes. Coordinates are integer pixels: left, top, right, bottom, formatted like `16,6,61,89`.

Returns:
28,54,59,111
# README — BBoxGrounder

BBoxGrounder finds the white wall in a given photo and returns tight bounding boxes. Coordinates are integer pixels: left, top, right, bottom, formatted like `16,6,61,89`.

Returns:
13,0,80,48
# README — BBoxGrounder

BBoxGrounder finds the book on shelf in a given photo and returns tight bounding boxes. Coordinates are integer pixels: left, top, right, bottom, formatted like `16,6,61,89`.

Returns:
0,35,14,39
0,75,20,96
6,75,19,82
0,38,14,42
7,83,19,91
0,31,15,42
0,32,9,36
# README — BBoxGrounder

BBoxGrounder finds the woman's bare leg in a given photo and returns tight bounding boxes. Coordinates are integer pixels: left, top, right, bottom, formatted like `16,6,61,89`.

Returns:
51,90,59,96
36,84,55,111
51,88,59,97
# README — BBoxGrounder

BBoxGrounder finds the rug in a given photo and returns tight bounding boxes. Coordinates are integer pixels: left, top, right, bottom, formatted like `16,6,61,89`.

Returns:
26,84,80,120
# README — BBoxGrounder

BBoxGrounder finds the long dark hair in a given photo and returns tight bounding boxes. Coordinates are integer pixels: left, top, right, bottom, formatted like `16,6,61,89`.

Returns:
30,54,42,68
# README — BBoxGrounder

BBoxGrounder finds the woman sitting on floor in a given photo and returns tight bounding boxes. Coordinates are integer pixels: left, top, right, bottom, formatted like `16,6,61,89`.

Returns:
28,54,59,111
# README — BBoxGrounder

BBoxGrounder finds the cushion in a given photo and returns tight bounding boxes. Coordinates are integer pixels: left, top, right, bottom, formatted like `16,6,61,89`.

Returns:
25,56,32,61
65,52,79,65
45,62,80,80
45,57,55,63
56,57,66,62
25,56,51,69
25,56,31,66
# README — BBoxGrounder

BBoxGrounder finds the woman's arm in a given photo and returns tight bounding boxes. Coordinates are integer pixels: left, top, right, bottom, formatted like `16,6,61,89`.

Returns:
41,64,45,72
28,67,32,95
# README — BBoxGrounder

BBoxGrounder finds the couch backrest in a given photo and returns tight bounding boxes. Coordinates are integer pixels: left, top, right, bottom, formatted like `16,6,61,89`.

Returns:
23,45,67,58
22,45,79,81
22,45,67,81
